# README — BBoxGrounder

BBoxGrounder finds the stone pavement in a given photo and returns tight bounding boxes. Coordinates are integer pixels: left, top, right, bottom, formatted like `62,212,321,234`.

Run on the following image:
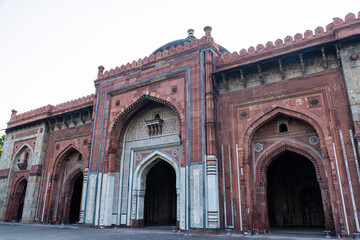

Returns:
0,222,348,240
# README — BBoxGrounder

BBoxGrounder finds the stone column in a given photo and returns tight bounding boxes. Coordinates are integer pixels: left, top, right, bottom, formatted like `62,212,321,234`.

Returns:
203,26,220,229
22,174,41,223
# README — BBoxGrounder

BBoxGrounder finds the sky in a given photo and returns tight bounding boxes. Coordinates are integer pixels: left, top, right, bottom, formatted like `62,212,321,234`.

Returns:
0,0,359,136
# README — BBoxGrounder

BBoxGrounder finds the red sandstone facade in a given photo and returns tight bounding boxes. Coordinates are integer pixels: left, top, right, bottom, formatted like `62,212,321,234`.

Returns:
1,11,360,237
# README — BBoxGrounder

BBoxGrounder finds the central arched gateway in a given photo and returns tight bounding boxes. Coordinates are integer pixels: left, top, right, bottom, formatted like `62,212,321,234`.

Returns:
144,160,176,226
110,99,182,228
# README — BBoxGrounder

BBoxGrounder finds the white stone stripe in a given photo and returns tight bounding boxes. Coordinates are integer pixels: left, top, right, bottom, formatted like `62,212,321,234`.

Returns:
228,145,234,228
333,142,350,235
339,130,360,232
349,130,360,184
236,144,243,231
221,145,227,227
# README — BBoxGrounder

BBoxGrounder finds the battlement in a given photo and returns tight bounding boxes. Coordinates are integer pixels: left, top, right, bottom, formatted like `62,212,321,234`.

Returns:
8,94,95,129
216,12,360,68
96,27,219,81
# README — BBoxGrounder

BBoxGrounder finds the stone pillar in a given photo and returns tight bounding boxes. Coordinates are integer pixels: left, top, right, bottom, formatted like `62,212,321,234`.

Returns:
22,174,41,223
203,26,220,229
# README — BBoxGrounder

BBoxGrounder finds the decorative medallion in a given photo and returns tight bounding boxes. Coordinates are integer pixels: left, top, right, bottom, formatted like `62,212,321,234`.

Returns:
172,149,178,157
115,99,120,106
310,98,319,106
254,143,263,152
309,136,319,145
172,86,178,93
136,153,142,161
241,111,247,118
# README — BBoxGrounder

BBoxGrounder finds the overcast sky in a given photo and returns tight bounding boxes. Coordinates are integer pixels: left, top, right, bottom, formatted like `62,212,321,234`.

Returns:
0,0,359,136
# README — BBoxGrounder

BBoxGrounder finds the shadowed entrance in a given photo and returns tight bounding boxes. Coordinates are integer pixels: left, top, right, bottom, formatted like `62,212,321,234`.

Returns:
144,160,176,226
267,151,325,228
69,173,83,223
16,179,27,222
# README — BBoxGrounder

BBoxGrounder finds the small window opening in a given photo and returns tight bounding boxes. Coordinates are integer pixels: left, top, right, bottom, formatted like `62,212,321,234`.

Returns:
77,154,82,162
154,113,160,119
24,152,29,162
279,123,288,133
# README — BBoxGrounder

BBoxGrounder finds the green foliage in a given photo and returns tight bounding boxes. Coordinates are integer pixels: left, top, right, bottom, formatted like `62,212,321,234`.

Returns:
0,135,4,157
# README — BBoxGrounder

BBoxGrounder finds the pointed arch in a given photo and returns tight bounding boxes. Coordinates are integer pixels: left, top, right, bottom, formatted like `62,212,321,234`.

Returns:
255,139,327,184
108,94,182,155
133,151,180,191
12,143,34,161
53,144,84,174
242,106,330,164
131,150,180,225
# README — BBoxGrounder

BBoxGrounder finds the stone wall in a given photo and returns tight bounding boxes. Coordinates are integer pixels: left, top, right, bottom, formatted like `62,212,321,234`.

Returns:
0,123,46,222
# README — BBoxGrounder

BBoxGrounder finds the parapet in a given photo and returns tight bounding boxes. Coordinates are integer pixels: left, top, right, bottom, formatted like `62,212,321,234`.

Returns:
216,12,360,68
8,94,95,129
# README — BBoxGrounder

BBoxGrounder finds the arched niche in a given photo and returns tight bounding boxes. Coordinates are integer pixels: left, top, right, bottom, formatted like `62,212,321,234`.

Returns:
46,146,84,224
13,144,33,171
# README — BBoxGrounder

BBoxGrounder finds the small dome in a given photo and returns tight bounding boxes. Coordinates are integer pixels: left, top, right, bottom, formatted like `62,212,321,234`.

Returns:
151,29,230,55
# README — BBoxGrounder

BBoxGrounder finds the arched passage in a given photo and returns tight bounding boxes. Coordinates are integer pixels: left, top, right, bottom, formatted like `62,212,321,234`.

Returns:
144,160,176,226
267,151,325,228
68,171,83,223
45,146,84,224
246,113,334,233
6,178,28,222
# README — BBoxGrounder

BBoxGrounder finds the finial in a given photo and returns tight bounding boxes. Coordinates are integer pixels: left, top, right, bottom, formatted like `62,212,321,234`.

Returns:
11,109,17,119
203,26,212,38
188,29,194,37
98,65,105,78
187,29,195,40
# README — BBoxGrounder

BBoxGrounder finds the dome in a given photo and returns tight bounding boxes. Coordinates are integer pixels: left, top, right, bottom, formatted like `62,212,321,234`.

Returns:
151,29,230,55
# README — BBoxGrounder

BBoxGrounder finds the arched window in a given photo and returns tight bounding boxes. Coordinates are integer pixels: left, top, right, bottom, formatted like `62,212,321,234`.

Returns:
279,123,288,133
24,152,29,163
154,113,160,119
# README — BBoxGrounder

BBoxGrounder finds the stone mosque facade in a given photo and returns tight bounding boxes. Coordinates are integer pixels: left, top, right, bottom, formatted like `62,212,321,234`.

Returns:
2,11,360,237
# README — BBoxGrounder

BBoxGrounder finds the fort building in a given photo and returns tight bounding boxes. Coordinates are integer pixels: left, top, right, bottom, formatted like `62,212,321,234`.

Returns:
2,11,360,237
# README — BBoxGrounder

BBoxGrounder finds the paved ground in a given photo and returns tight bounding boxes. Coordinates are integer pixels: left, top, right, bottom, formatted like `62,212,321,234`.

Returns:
0,222,347,240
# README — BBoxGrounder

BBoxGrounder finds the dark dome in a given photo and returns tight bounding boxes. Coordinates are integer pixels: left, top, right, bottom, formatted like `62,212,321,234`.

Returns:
151,29,230,55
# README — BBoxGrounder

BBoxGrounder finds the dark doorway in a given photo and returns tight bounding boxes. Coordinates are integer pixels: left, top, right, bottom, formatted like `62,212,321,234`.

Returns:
16,180,27,222
267,151,324,228
144,160,176,226
69,173,83,223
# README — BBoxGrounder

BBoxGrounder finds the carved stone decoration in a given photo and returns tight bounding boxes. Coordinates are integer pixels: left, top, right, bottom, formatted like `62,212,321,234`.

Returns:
335,44,342,66
221,73,229,92
171,149,178,157
310,98,319,106
239,69,247,88
309,136,319,145
321,47,328,70
278,59,285,80
259,144,321,184
254,143,263,152
299,53,305,75
257,64,264,84
145,117,164,136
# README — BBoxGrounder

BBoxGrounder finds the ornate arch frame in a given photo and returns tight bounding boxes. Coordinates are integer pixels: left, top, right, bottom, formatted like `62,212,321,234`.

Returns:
106,94,182,173
12,143,34,171
130,151,180,228
241,107,334,232
45,144,84,223
58,167,84,224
